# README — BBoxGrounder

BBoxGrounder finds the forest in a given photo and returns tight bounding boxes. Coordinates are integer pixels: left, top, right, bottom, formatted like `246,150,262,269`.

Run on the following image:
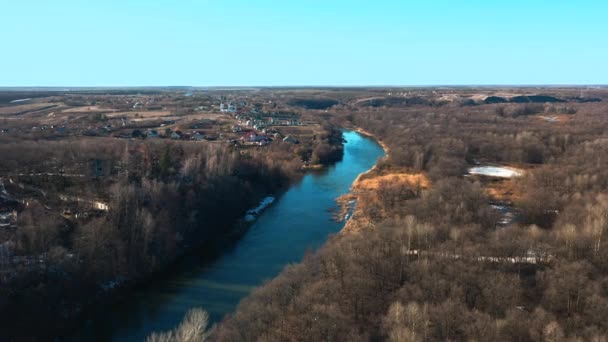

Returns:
3,88,608,341
0,118,343,340
206,90,608,341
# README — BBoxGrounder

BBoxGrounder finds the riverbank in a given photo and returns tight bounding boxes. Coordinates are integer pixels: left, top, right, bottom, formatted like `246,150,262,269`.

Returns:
66,131,375,341
339,127,389,232
64,187,286,340
350,127,389,184
340,127,434,233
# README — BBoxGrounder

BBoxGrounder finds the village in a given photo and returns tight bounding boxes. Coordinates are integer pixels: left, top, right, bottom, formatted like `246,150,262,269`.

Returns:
0,91,313,145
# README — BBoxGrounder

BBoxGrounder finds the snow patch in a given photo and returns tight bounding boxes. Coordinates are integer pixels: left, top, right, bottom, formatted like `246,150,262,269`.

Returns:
9,98,32,103
469,166,523,178
244,196,275,221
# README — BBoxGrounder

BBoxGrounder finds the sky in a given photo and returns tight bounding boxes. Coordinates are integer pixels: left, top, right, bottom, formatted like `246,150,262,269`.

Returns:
1,0,607,86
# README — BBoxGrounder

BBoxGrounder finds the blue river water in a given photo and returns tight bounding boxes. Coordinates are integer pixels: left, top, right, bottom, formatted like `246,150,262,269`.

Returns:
77,130,385,341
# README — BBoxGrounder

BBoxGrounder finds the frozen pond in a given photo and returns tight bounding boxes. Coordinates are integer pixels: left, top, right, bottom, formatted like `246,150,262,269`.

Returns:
469,166,523,178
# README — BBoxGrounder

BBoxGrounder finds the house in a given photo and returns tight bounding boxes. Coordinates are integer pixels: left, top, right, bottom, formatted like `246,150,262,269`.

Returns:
268,116,301,126
220,103,237,113
241,131,265,143
55,126,68,135
147,130,159,139
232,125,242,133
283,136,299,144
192,132,205,141
228,103,237,113
170,131,182,140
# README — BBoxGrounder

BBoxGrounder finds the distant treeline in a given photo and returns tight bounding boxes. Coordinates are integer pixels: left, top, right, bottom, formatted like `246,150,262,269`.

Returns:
288,98,340,110
359,94,601,109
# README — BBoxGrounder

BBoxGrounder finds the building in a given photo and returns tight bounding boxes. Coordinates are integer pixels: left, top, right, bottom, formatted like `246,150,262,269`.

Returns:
146,130,159,139
220,103,237,113
241,131,265,143
192,132,205,141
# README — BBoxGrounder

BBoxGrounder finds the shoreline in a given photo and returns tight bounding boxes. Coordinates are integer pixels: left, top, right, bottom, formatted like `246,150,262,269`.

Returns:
350,127,389,186
353,127,390,155
66,135,350,340
340,127,390,233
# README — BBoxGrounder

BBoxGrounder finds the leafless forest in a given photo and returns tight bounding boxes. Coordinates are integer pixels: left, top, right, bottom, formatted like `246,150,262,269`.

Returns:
3,87,608,341
214,88,608,341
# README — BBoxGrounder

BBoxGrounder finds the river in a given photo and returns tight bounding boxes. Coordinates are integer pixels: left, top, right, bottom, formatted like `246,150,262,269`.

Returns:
75,131,385,341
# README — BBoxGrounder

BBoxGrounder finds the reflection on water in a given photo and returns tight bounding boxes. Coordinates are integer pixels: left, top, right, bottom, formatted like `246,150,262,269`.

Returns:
74,131,385,341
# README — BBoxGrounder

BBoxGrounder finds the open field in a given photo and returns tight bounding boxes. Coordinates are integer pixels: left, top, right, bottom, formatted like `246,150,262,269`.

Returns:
60,105,117,113
0,103,60,116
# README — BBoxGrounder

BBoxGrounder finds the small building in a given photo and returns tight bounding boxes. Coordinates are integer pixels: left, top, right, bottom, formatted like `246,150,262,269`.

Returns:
241,131,265,143
170,131,182,140
147,130,159,139
192,132,205,141
220,103,237,113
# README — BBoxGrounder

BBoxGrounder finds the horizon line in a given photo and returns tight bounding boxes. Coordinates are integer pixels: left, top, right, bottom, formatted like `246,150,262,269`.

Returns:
1,84,607,90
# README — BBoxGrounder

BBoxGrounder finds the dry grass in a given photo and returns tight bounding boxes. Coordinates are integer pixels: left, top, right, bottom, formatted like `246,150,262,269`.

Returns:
354,172,430,191
106,110,173,118
0,103,57,115
341,170,429,234
534,114,573,124
61,105,116,113
277,125,322,136
484,179,524,202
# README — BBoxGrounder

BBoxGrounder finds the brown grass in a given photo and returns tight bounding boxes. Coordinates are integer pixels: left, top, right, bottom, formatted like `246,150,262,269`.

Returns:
61,106,116,113
534,114,573,124
106,110,173,118
484,179,523,202
0,103,57,115
354,172,430,191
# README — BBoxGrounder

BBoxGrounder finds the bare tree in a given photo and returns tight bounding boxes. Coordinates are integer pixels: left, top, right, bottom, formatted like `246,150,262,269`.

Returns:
147,307,210,342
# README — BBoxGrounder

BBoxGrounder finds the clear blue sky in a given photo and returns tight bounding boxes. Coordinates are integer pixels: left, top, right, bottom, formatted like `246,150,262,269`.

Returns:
2,0,607,86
